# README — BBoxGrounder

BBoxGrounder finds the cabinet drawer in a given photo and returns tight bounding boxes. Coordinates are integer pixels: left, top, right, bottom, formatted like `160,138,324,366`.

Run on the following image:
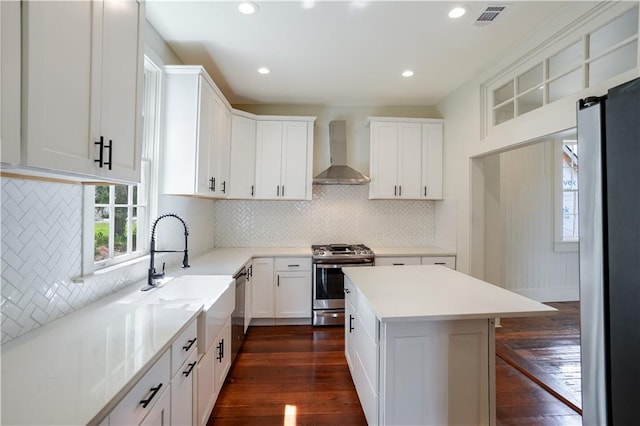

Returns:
110,349,171,426
275,257,311,271
172,318,198,376
421,256,456,269
375,256,421,266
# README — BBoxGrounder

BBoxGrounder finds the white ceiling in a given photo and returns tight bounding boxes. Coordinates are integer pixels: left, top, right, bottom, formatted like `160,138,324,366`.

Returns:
146,1,569,106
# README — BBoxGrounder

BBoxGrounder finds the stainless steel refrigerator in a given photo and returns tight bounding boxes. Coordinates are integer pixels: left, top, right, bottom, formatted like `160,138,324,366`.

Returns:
577,76,640,426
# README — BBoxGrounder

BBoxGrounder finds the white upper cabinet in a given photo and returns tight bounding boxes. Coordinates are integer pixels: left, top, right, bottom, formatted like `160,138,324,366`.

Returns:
228,112,257,199
21,0,143,182
369,117,443,200
255,119,315,200
1,1,21,166
162,66,231,198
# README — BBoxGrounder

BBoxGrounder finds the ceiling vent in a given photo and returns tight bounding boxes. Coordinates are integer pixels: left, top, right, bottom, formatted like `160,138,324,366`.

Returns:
473,4,509,26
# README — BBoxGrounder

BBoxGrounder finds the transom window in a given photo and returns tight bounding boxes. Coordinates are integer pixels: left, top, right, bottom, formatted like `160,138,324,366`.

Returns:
489,5,639,128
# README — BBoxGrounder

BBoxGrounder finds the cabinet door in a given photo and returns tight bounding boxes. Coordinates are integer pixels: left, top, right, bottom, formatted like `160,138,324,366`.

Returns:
196,78,216,196
96,0,142,182
251,258,275,318
369,122,399,199
171,350,197,426
245,262,254,331
344,278,356,370
197,348,215,426
213,317,232,396
275,271,312,318
280,121,309,200
22,1,95,175
139,385,171,426
421,123,443,199
209,95,230,198
397,123,423,199
229,115,257,199
255,121,283,199
1,1,21,165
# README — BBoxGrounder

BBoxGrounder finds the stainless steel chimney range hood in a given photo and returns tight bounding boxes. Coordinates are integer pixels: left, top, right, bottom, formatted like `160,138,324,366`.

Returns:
313,120,371,185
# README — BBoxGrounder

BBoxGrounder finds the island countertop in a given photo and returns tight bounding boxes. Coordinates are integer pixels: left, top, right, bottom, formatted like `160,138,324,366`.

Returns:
342,265,556,322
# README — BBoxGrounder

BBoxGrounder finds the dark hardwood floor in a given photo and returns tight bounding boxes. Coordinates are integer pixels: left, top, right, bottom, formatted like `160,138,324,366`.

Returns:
210,319,582,425
496,301,582,413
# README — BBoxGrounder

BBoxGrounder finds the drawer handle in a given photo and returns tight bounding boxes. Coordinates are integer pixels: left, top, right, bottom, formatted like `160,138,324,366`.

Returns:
393,263,404,265
183,362,197,377
349,315,354,333
287,264,300,268
182,338,197,352
140,383,163,408
434,262,446,265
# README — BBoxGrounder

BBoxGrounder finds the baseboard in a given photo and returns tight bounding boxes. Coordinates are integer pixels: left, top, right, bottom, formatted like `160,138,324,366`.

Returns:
511,287,579,303
250,318,312,326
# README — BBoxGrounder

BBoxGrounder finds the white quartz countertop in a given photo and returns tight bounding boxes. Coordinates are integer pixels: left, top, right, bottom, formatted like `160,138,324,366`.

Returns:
343,265,556,322
0,274,238,426
184,247,312,276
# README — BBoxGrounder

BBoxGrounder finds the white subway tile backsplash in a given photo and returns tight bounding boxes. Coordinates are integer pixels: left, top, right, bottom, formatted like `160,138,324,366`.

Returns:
214,185,435,247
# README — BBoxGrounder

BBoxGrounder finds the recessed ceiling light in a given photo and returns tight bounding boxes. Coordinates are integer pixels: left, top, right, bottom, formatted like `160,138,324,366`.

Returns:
448,6,466,19
238,2,259,15
402,70,414,78
258,67,270,74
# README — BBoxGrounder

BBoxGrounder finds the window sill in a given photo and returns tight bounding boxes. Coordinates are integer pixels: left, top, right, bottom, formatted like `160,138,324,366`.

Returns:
73,254,149,283
554,241,579,253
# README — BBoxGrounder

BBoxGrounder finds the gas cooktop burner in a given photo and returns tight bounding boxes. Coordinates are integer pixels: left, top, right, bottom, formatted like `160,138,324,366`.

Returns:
312,243,374,258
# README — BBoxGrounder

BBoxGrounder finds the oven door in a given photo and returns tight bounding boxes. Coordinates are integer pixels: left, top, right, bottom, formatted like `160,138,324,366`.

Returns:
313,262,372,310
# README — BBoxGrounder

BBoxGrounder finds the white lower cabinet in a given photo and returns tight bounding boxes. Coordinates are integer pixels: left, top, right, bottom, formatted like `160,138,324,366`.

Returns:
251,258,275,318
274,258,312,319
109,350,171,425
171,349,198,426
345,277,493,426
213,317,232,395
140,383,172,426
196,347,216,426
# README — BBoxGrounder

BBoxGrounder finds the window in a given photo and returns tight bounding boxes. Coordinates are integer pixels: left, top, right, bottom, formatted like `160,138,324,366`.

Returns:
554,136,579,251
82,56,161,273
486,5,639,130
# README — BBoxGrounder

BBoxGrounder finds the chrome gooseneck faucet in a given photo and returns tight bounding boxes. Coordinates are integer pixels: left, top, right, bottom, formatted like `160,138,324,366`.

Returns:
141,213,190,291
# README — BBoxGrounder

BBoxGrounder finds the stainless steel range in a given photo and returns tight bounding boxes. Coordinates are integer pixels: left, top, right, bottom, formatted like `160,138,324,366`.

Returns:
312,243,374,326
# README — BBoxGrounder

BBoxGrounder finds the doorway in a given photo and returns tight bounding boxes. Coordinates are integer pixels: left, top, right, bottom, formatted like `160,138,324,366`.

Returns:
473,130,582,413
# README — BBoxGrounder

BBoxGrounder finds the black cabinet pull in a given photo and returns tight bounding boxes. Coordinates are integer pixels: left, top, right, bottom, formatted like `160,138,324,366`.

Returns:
434,262,446,265
277,275,280,287
251,185,254,196
222,181,226,194
399,185,402,197
277,185,280,197
349,315,354,333
208,177,214,191
140,383,163,408
282,185,285,197
104,139,112,170
182,362,196,377
287,264,300,268
393,263,404,265
182,338,197,352
94,136,104,167
424,186,427,197
212,177,216,192
394,185,397,196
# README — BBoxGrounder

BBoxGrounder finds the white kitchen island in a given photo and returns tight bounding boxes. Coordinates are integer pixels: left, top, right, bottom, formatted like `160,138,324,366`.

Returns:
342,265,556,426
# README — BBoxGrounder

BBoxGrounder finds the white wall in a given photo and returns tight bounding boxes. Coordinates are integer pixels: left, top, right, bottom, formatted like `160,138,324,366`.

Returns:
484,142,579,301
436,1,640,279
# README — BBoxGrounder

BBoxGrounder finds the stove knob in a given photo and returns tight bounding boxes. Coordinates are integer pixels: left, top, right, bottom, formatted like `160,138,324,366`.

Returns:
319,250,325,255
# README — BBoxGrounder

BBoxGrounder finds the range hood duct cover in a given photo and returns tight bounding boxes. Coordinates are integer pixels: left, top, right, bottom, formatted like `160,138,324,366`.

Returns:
313,120,371,185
